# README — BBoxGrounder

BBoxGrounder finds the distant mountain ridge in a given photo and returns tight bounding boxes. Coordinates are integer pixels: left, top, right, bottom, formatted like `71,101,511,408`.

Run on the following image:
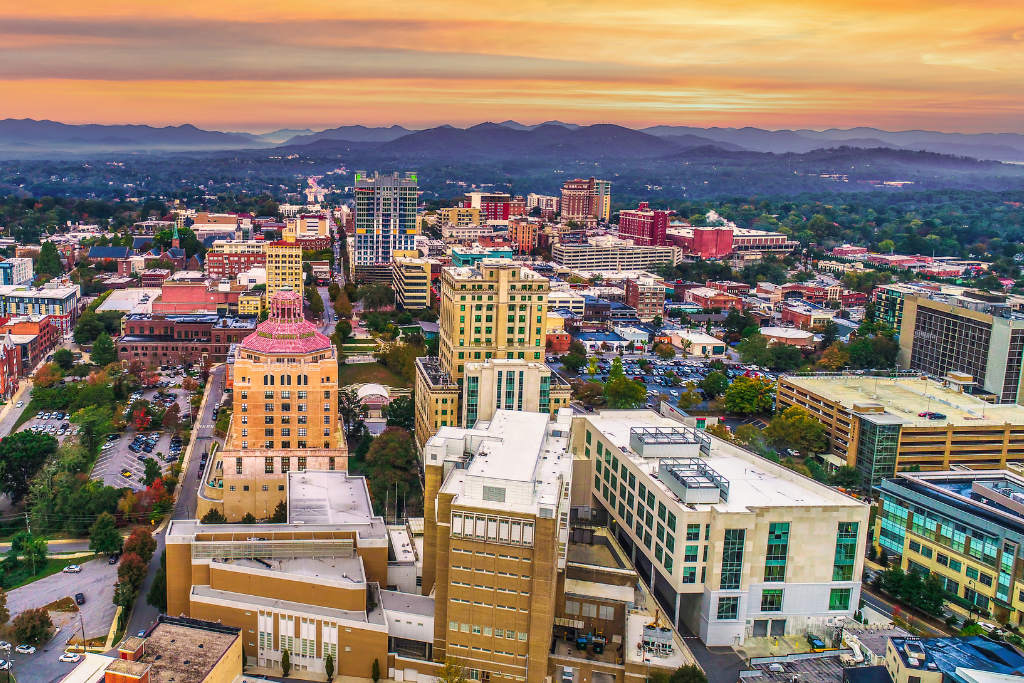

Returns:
2,118,1024,163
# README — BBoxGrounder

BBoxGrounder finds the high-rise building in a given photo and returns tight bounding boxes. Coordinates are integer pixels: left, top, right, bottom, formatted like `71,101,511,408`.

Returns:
551,236,680,271
421,409,574,681
352,171,419,282
205,240,267,281
197,289,346,521
509,218,541,254
624,276,666,321
526,193,560,217
392,250,432,311
264,240,303,295
898,290,1024,403
560,177,611,222
618,202,670,246
413,258,555,449
460,358,571,429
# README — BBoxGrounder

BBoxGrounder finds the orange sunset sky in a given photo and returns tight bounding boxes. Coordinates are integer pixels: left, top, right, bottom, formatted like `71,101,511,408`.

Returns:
2,0,1023,133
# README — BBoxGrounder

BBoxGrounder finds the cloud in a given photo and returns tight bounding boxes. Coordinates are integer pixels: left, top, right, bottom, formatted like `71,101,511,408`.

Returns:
0,0,1022,132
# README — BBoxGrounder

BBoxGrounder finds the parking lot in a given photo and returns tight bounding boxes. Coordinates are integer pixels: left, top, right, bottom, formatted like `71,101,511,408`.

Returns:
22,406,82,444
90,382,190,492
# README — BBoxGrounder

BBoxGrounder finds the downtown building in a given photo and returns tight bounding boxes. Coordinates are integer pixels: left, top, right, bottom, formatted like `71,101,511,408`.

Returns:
351,171,419,283
618,202,670,246
413,258,571,449
551,236,681,272
205,240,267,280
624,276,666,322
560,177,611,223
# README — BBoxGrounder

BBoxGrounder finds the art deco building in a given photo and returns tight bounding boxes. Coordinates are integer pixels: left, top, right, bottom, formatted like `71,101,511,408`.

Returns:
197,288,347,521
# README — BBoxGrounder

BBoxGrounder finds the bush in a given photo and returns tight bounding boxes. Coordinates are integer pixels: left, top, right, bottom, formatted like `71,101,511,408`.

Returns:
281,649,291,676
201,508,227,524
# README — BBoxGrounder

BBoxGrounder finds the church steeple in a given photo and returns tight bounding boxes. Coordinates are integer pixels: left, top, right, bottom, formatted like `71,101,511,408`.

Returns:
171,223,180,249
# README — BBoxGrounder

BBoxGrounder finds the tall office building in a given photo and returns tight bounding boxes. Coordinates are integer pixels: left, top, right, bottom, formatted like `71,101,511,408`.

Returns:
413,258,569,449
898,290,1024,403
421,409,574,682
197,289,347,521
618,202,670,246
560,177,611,223
352,171,419,282
392,250,432,311
264,240,303,296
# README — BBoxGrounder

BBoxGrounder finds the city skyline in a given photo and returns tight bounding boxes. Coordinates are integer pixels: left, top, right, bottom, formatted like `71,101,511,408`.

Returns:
1,0,1022,134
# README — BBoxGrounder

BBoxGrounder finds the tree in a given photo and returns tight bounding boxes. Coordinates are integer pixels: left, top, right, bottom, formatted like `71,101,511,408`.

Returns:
91,332,117,366
12,607,52,644
384,394,415,430
670,665,708,683
0,431,59,500
146,550,168,612
769,344,804,372
724,376,775,415
655,343,676,360
370,658,379,683
38,241,66,278
71,405,114,451
140,457,161,486
604,375,647,409
338,388,363,437
53,348,74,371
434,657,468,683
123,527,157,563
700,371,729,399
326,654,336,681
820,320,840,348
89,512,122,555
676,383,704,411
0,588,8,626
560,353,587,372
241,512,257,524
363,427,420,519
572,380,605,406
763,406,827,455
819,343,850,371
734,424,767,452
201,508,227,524
271,500,288,523
118,552,148,592
737,335,774,367
358,283,395,311
830,466,861,489
162,403,181,431
281,649,291,676
652,315,663,330
879,239,896,253
33,362,63,388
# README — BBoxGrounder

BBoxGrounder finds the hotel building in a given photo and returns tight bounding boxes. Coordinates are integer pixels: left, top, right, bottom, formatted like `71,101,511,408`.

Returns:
352,171,419,282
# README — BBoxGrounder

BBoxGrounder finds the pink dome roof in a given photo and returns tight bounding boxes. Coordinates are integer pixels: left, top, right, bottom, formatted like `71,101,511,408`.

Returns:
240,289,333,355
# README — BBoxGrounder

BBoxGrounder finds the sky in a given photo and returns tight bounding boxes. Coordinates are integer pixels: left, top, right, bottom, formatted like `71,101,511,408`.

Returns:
1,0,1023,134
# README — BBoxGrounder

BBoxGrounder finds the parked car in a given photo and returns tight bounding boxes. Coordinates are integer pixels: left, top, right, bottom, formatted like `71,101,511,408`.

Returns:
74,593,86,605
109,553,120,564
15,645,36,654
59,653,82,663
0,659,10,670
62,564,82,573
15,401,23,408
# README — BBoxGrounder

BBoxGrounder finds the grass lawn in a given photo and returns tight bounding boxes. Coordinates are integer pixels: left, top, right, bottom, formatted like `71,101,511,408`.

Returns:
11,403,39,432
338,362,413,388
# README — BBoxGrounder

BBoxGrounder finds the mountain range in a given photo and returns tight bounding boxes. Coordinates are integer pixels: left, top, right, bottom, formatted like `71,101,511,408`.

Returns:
2,118,1024,163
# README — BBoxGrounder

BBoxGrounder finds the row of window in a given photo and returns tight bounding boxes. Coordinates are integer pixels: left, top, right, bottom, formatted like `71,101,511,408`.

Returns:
240,440,330,450
448,622,529,642
564,601,615,620
715,589,851,621
910,540,995,586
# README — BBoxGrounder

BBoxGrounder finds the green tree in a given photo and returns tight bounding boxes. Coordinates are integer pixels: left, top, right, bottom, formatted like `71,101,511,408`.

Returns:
7,532,48,573
358,283,395,311
734,424,767,452
655,343,676,360
0,587,8,626
763,406,827,454
37,241,64,277
143,458,162,486
370,658,379,683
71,405,114,452
670,664,708,683
0,431,59,500
53,348,74,370
241,512,257,524
11,607,52,644
879,239,896,253
651,315,663,330
201,508,227,524
362,427,419,519
676,383,704,411
281,649,291,676
384,394,415,430
604,375,647,409
830,467,861,489
737,335,773,367
146,551,167,612
271,500,288,523
561,353,587,372
326,654,336,680
769,344,804,371
820,320,840,348
724,376,775,414
91,331,118,366
700,371,729,399
89,512,122,555
123,527,157,563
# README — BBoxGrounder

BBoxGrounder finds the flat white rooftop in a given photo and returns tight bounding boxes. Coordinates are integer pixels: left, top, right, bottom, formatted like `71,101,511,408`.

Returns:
287,470,376,525
584,410,856,512
215,556,365,585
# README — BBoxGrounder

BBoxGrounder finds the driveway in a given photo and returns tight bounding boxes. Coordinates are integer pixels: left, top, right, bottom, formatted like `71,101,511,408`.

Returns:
7,559,118,642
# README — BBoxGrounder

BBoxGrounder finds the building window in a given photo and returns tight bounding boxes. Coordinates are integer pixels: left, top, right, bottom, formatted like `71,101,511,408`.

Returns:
833,522,858,581
329,457,335,471
265,457,274,474
765,522,790,583
716,597,739,620
829,588,851,611
761,589,783,612
298,457,306,471
235,457,242,474
721,529,744,590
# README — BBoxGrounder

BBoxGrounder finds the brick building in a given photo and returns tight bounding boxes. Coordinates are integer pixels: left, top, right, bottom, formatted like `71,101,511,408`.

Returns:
624,276,666,321
0,314,60,372
618,202,670,246
0,333,18,399
116,313,256,366
685,287,742,310
205,240,267,280
462,192,511,222
508,218,541,254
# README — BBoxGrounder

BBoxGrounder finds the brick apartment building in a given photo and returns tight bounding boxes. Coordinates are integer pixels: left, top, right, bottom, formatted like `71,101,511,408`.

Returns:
624,276,666,321
205,240,267,280
706,280,751,296
116,313,256,366
0,314,60,369
462,192,511,222
618,202,670,246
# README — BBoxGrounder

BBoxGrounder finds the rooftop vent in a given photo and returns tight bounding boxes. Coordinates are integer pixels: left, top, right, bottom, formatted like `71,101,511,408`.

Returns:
629,426,710,459
659,458,729,503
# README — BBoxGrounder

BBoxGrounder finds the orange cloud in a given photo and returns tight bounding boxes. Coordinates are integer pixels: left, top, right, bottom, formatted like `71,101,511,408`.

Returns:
0,0,1022,132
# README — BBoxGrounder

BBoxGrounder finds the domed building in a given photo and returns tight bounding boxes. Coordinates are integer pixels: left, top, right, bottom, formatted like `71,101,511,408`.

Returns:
199,288,348,521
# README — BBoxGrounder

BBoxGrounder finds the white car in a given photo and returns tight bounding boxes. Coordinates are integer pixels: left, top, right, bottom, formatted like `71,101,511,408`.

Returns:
0,659,9,670
15,401,23,408
59,653,81,663
15,645,35,654
62,564,82,573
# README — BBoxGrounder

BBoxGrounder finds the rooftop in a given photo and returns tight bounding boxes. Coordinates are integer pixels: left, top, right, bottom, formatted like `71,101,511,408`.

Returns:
166,517,387,544
379,590,435,618
287,471,377,526
191,585,386,627
751,653,847,683
582,410,860,513
130,616,240,683
213,556,365,585
882,471,1024,536
240,289,332,355
781,375,1024,427
889,637,1024,681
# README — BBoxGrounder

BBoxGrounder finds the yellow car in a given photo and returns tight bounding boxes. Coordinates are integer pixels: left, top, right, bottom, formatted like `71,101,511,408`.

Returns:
121,469,132,478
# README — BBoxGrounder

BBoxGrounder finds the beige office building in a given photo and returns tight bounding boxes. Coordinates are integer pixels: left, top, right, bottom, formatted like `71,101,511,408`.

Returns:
570,410,870,646
265,240,303,295
437,207,481,227
414,258,555,449
552,237,681,272
461,358,572,429
421,409,574,682
392,251,432,311
199,289,346,521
